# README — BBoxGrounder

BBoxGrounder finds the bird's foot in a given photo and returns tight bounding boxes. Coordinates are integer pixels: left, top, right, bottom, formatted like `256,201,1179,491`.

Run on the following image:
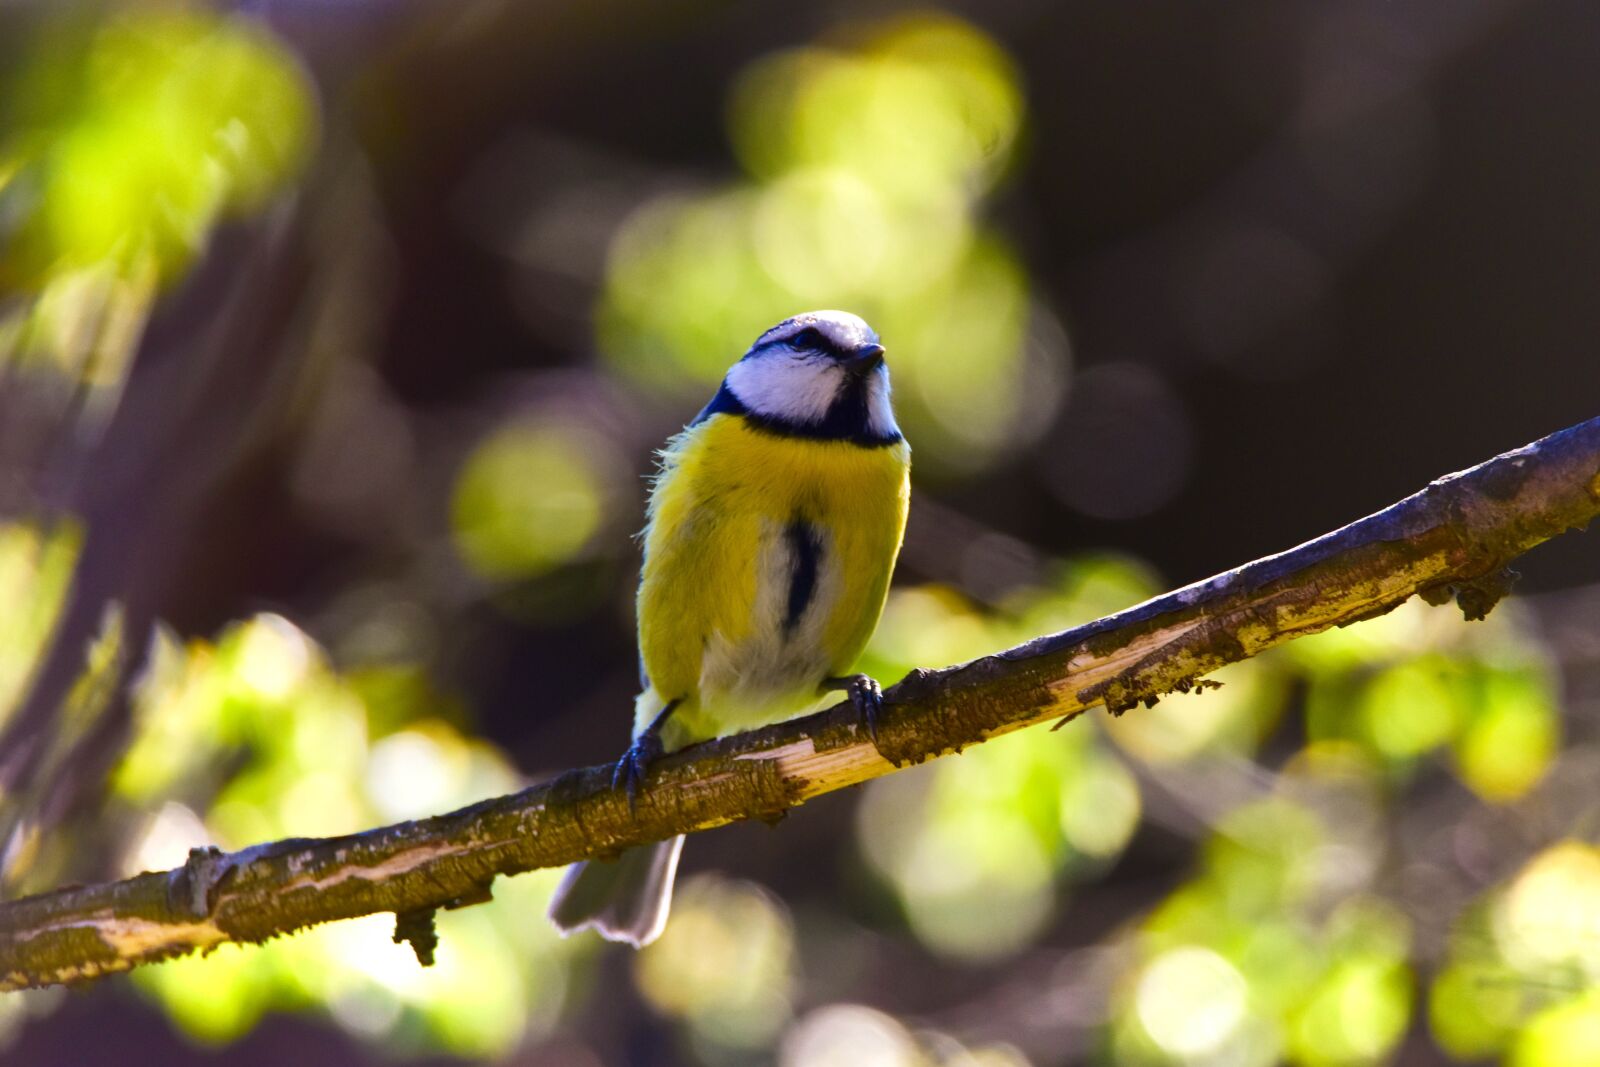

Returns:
827,673,885,751
612,731,665,812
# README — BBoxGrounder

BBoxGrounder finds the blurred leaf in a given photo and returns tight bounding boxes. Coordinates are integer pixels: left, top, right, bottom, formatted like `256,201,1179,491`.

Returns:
140,941,278,1046
1287,956,1410,1067
1058,749,1141,860
0,519,82,732
1429,842,1600,1060
1429,960,1526,1059
1357,656,1463,760
1297,599,1559,803
857,716,1139,961
1452,665,1559,802
636,875,796,1051
451,420,613,582
1,11,316,285
730,14,1023,196
1494,842,1600,979
1203,798,1327,917
114,612,585,1058
1511,990,1600,1067
1133,946,1255,1062
1121,759,1410,1067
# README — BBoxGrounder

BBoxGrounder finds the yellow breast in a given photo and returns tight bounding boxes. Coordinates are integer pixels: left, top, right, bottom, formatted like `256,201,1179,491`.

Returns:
636,414,910,740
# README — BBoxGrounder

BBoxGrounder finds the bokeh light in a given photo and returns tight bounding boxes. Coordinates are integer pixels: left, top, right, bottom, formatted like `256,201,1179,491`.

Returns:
450,418,621,583
780,1005,926,1067
111,613,567,1057
856,557,1152,961
2,11,315,284
0,520,81,732
1113,752,1411,1067
1431,841,1600,1063
635,875,797,1051
1102,659,1280,765
0,7,315,441
1136,946,1250,1059
778,1003,1033,1067
1294,600,1561,800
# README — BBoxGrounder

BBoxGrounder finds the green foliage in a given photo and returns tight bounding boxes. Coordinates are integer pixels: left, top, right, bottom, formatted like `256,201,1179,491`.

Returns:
0,520,82,731
0,8,316,438
450,419,619,583
1431,842,1600,1065
856,558,1152,960
635,875,797,1053
1295,601,1560,801
1,10,315,285
113,615,575,1056
1114,780,1414,1066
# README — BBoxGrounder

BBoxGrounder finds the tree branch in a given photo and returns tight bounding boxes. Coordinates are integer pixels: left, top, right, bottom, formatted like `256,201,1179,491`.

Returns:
4,416,1600,991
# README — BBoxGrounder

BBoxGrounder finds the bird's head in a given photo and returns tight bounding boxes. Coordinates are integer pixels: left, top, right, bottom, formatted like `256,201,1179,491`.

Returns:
716,310,901,444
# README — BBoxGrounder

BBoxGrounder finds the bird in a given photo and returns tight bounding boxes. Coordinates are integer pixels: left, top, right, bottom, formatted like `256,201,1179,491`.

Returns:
547,309,911,947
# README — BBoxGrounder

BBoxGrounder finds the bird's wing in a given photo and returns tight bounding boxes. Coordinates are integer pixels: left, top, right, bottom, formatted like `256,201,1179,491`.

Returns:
635,419,761,711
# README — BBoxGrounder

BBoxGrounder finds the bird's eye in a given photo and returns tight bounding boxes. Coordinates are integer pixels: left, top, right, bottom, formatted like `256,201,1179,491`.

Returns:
790,327,825,351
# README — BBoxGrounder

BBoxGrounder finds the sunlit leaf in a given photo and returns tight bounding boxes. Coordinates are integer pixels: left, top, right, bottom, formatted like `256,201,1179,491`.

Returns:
1510,990,1600,1067
0,519,82,731
1357,656,1463,760
3,11,315,284
1429,960,1525,1059
1452,665,1559,802
451,421,612,582
635,876,796,1050
1287,956,1410,1067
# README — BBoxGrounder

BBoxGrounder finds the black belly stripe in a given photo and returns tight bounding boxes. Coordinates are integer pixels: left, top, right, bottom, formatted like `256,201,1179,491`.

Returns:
783,519,823,636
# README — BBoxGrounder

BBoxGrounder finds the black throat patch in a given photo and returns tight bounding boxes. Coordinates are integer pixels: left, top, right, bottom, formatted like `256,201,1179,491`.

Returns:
690,379,902,447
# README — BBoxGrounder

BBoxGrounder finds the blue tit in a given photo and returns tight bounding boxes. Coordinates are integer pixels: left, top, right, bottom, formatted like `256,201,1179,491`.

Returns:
548,310,911,946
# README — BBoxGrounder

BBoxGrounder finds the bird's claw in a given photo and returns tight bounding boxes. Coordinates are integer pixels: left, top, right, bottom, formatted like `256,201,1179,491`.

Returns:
612,732,665,812
842,674,884,750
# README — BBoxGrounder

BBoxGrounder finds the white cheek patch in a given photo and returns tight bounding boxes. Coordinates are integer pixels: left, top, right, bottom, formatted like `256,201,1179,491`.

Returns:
726,355,842,425
862,370,900,440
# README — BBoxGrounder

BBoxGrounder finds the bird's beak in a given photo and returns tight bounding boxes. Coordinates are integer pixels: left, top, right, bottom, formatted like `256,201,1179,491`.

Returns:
845,343,886,376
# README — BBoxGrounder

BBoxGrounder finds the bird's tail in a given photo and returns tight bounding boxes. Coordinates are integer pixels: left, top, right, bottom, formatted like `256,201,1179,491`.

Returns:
547,836,685,947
